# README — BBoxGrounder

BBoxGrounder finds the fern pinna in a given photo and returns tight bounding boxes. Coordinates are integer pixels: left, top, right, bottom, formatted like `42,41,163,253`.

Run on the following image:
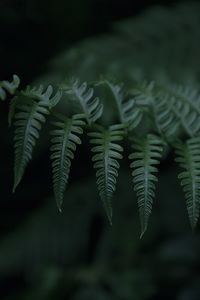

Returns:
50,114,85,211
89,124,124,224
0,75,20,101
61,78,103,124
129,134,163,237
175,138,200,230
11,85,62,191
2,72,200,237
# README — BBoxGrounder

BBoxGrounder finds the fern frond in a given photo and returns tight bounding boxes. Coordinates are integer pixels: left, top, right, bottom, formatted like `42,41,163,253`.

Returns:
21,85,62,108
0,75,20,101
131,81,155,107
8,96,22,127
168,84,200,137
99,80,143,129
170,85,200,114
61,78,103,125
13,86,62,191
88,124,124,224
152,92,180,142
129,134,163,237
9,85,62,127
175,137,200,229
50,114,85,211
152,84,200,141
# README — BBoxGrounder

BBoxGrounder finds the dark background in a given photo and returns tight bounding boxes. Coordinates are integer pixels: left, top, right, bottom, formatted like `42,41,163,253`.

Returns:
1,1,200,300
0,0,180,82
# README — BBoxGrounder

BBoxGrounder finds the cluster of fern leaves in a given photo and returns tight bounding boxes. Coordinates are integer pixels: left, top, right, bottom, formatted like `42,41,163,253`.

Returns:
1,2,200,237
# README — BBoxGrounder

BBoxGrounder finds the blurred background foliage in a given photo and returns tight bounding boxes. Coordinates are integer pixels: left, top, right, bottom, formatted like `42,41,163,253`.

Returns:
1,0,200,299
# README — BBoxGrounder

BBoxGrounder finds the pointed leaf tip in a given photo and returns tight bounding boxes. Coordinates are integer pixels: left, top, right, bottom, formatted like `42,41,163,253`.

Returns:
104,205,113,225
58,206,62,213
140,228,147,239
56,199,63,213
12,176,21,193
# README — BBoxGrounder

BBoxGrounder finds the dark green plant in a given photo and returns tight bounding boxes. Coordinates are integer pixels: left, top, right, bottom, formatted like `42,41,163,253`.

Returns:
2,2,200,237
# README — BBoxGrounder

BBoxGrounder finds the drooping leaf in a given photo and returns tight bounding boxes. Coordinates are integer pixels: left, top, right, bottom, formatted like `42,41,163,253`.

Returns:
89,124,124,223
61,78,103,125
129,134,163,237
98,80,143,129
175,137,200,229
50,114,85,211
13,86,62,191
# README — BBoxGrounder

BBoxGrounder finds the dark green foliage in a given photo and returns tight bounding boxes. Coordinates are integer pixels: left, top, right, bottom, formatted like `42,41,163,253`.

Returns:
6,73,200,235
89,124,124,223
154,84,200,140
2,2,200,236
129,134,163,237
12,86,62,191
98,80,143,129
175,138,200,229
0,75,20,101
61,78,103,125
50,114,85,210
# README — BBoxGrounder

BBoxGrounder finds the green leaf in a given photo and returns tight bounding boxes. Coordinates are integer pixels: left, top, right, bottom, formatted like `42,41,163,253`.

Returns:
13,85,62,191
152,91,180,142
9,85,62,127
98,80,143,129
0,75,20,101
175,137,200,229
89,124,124,224
129,134,163,237
166,84,200,137
61,78,103,125
21,85,62,108
50,114,85,211
153,84,200,141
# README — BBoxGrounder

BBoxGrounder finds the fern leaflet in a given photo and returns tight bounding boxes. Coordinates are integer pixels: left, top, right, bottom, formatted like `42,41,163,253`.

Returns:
129,134,163,237
0,75,20,101
9,85,62,126
168,84,200,137
61,78,103,125
50,114,85,211
100,80,143,129
153,84,200,141
22,85,62,108
175,137,200,229
152,91,180,142
88,124,124,224
13,86,62,191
